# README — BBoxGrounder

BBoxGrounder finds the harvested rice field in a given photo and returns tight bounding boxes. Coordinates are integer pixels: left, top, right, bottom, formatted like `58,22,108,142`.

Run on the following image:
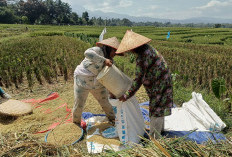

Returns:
0,24,232,156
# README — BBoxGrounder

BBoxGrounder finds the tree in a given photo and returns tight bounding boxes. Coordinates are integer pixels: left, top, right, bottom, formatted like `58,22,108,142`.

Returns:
21,15,29,24
164,22,171,27
18,0,46,24
78,17,83,25
0,0,7,7
215,23,222,28
42,0,56,24
96,17,104,26
88,18,93,25
121,18,132,26
70,12,79,24
0,7,18,23
82,11,89,24
55,0,72,24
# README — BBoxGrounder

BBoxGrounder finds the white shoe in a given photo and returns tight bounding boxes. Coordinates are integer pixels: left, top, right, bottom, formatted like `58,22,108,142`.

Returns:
3,93,11,99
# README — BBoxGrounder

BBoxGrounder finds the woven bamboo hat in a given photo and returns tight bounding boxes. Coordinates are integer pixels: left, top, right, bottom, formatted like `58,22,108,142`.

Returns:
116,30,152,54
96,37,120,50
0,99,33,117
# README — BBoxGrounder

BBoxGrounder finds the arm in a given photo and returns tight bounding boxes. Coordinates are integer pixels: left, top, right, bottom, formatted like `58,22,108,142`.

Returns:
124,61,144,100
84,47,106,63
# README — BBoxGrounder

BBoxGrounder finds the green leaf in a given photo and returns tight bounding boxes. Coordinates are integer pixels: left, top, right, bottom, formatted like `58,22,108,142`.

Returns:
211,77,226,99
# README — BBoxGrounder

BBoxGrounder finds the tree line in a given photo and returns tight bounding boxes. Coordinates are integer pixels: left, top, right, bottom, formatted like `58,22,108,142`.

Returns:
1,0,232,28
0,0,134,26
1,0,84,25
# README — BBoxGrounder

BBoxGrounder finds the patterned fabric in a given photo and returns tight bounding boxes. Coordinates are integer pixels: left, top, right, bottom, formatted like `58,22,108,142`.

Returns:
73,47,115,124
75,75,104,90
73,75,115,124
74,47,106,77
125,44,173,117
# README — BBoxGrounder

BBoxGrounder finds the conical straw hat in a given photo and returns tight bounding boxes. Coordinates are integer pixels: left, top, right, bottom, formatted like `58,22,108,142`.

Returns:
0,99,33,117
116,30,152,54
96,37,120,50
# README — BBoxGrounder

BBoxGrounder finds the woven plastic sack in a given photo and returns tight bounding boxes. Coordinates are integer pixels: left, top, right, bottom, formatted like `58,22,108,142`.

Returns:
110,96,145,145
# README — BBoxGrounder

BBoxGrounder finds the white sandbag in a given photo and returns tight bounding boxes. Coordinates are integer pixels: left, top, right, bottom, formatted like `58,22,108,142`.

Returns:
164,107,208,131
183,92,226,131
183,99,212,130
192,92,226,131
164,92,226,132
109,96,145,145
165,108,196,131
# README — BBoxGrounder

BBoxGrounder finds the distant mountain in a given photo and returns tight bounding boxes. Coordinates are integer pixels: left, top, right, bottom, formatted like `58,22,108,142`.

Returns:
177,17,232,24
72,7,232,24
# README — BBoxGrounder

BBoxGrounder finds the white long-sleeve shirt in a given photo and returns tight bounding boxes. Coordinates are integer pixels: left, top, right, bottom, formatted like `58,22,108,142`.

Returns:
74,47,106,77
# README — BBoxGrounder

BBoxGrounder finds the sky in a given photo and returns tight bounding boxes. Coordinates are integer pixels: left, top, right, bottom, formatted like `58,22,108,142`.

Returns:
64,0,232,20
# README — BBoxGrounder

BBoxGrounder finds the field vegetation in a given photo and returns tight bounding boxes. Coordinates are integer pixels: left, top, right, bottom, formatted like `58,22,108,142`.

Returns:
0,24,232,156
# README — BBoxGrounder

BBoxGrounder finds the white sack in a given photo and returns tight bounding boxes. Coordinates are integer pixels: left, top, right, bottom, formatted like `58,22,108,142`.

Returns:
110,96,145,145
164,92,226,132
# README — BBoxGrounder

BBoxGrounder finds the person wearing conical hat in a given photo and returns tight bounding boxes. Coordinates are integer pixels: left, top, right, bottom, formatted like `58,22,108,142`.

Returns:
72,37,120,126
117,30,173,139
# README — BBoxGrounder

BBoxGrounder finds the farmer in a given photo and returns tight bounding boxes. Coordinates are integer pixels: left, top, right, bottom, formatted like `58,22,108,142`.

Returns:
117,30,173,139
72,37,120,126
0,87,11,99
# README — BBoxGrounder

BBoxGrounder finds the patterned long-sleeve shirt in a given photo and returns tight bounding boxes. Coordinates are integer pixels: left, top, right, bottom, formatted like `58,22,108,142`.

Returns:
125,44,173,117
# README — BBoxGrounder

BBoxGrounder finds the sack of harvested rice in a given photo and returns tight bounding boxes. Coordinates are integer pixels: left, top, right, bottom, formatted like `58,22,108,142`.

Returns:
109,95,145,145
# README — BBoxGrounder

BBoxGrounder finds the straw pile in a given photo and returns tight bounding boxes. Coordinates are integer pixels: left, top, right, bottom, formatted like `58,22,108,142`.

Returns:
47,123,82,146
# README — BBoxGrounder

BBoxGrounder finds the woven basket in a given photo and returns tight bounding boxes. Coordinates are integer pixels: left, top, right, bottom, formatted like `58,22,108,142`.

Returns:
0,99,32,117
97,65,132,98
